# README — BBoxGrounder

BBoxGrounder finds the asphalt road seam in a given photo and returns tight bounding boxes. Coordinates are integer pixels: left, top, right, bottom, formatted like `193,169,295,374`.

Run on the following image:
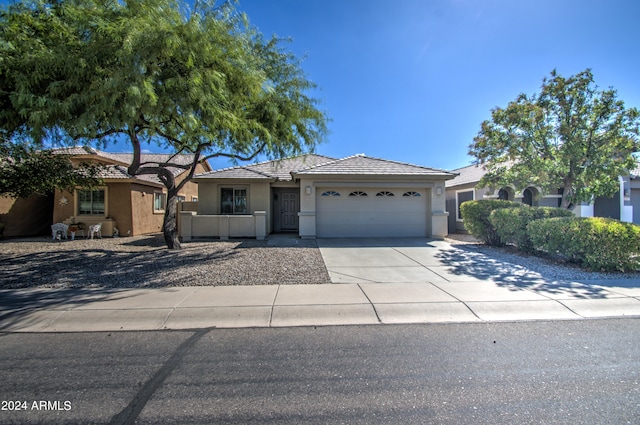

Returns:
109,329,208,425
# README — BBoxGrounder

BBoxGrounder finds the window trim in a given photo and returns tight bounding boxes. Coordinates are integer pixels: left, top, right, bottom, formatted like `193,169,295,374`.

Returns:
348,191,368,197
376,191,395,197
76,187,107,217
402,191,421,197
455,189,475,222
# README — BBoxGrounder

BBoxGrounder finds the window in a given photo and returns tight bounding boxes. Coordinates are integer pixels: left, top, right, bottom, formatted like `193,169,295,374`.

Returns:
321,191,341,197
402,191,421,197
523,187,539,206
456,190,474,221
154,192,167,212
77,189,105,215
176,195,186,202
192,196,198,202
348,191,368,197
376,191,394,197
221,188,247,214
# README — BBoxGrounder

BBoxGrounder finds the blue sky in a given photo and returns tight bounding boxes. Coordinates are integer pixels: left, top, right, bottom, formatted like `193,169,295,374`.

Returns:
218,0,639,171
7,0,639,171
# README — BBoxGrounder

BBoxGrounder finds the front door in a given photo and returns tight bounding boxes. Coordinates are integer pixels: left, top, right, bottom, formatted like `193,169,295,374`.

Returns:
279,192,299,231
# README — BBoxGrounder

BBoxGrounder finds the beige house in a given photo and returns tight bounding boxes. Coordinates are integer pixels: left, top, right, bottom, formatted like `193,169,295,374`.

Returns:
181,154,455,240
52,147,211,237
445,162,640,234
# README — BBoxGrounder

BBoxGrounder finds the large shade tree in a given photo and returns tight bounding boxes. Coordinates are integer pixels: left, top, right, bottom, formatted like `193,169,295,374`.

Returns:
469,69,639,209
0,0,328,248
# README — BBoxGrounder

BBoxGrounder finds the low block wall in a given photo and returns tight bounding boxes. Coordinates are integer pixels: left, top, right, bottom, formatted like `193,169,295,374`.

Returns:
180,211,266,241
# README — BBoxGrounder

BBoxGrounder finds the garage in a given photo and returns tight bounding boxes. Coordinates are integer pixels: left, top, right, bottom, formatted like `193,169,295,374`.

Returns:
316,187,430,238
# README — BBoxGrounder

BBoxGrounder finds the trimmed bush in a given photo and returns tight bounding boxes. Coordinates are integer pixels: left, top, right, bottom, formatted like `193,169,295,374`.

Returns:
490,206,574,252
459,200,523,246
528,217,640,272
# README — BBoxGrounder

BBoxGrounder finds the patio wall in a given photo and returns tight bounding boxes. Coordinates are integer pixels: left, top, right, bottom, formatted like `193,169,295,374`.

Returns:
180,211,266,241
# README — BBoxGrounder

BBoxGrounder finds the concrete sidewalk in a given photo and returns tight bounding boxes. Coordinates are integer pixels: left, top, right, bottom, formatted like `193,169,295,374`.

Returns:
1,237,639,332
1,279,639,332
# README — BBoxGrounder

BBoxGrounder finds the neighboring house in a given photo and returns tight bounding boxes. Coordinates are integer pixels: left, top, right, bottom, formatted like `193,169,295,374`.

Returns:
445,162,640,234
181,154,455,240
631,163,640,225
51,147,211,237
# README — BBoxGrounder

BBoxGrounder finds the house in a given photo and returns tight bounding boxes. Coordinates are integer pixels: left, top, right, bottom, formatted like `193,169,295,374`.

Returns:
181,154,456,240
51,147,212,237
445,162,640,234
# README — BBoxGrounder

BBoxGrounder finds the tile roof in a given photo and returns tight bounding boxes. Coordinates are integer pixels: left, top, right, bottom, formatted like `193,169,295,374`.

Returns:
445,163,488,188
195,154,335,181
294,154,454,177
51,146,206,186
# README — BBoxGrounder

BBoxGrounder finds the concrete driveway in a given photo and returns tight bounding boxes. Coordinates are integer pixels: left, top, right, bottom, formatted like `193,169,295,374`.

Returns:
317,238,640,322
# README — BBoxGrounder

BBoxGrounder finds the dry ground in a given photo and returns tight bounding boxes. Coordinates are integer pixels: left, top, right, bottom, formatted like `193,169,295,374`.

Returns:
0,235,330,289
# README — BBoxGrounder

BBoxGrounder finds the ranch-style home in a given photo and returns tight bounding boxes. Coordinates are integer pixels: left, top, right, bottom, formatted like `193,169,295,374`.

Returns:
445,162,640,234
180,154,455,240
50,147,211,237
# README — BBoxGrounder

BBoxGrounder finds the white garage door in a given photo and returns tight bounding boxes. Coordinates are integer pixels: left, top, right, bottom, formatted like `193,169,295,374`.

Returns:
316,188,430,238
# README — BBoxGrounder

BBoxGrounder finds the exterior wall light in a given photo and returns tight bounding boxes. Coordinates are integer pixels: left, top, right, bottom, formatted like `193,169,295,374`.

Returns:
305,186,312,195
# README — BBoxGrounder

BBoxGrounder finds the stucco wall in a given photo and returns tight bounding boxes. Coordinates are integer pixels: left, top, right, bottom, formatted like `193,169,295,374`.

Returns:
130,184,164,236
632,189,640,224
0,194,53,237
53,188,78,224
109,183,133,236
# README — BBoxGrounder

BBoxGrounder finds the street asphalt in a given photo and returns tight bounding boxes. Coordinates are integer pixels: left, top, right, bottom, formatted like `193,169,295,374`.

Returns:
1,238,639,332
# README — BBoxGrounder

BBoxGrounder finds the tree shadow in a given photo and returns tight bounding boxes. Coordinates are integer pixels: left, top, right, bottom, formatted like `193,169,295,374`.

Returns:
0,288,122,332
0,246,237,289
433,244,618,299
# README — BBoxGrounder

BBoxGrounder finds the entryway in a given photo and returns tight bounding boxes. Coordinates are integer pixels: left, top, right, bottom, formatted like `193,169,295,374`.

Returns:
272,188,299,233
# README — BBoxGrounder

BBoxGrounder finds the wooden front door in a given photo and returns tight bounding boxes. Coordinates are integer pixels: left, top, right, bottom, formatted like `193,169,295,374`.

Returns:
279,192,299,231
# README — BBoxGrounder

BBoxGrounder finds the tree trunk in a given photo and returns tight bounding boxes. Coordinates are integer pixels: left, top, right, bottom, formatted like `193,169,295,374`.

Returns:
163,188,182,249
560,180,574,210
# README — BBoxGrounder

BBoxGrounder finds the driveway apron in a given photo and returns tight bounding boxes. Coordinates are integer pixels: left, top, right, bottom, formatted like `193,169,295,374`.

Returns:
316,238,640,322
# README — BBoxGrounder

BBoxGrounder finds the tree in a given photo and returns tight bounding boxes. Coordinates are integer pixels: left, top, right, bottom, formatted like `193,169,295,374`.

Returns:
469,69,639,209
0,142,102,199
0,0,328,248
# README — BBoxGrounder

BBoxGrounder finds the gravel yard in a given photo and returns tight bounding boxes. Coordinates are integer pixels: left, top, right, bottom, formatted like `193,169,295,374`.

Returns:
1,234,637,289
445,234,640,281
0,235,330,289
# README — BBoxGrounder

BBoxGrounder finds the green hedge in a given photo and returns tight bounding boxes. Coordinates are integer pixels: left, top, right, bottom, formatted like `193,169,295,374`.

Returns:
490,206,574,252
528,217,640,272
459,200,523,246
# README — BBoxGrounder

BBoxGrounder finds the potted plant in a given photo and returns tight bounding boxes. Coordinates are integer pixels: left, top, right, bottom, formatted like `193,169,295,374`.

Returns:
68,222,84,240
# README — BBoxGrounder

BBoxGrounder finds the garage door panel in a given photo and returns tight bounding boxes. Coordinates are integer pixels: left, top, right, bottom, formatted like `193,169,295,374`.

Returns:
316,188,429,238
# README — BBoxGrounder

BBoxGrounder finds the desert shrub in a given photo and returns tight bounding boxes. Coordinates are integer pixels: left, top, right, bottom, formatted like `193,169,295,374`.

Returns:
459,200,523,246
528,217,640,272
490,206,574,252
